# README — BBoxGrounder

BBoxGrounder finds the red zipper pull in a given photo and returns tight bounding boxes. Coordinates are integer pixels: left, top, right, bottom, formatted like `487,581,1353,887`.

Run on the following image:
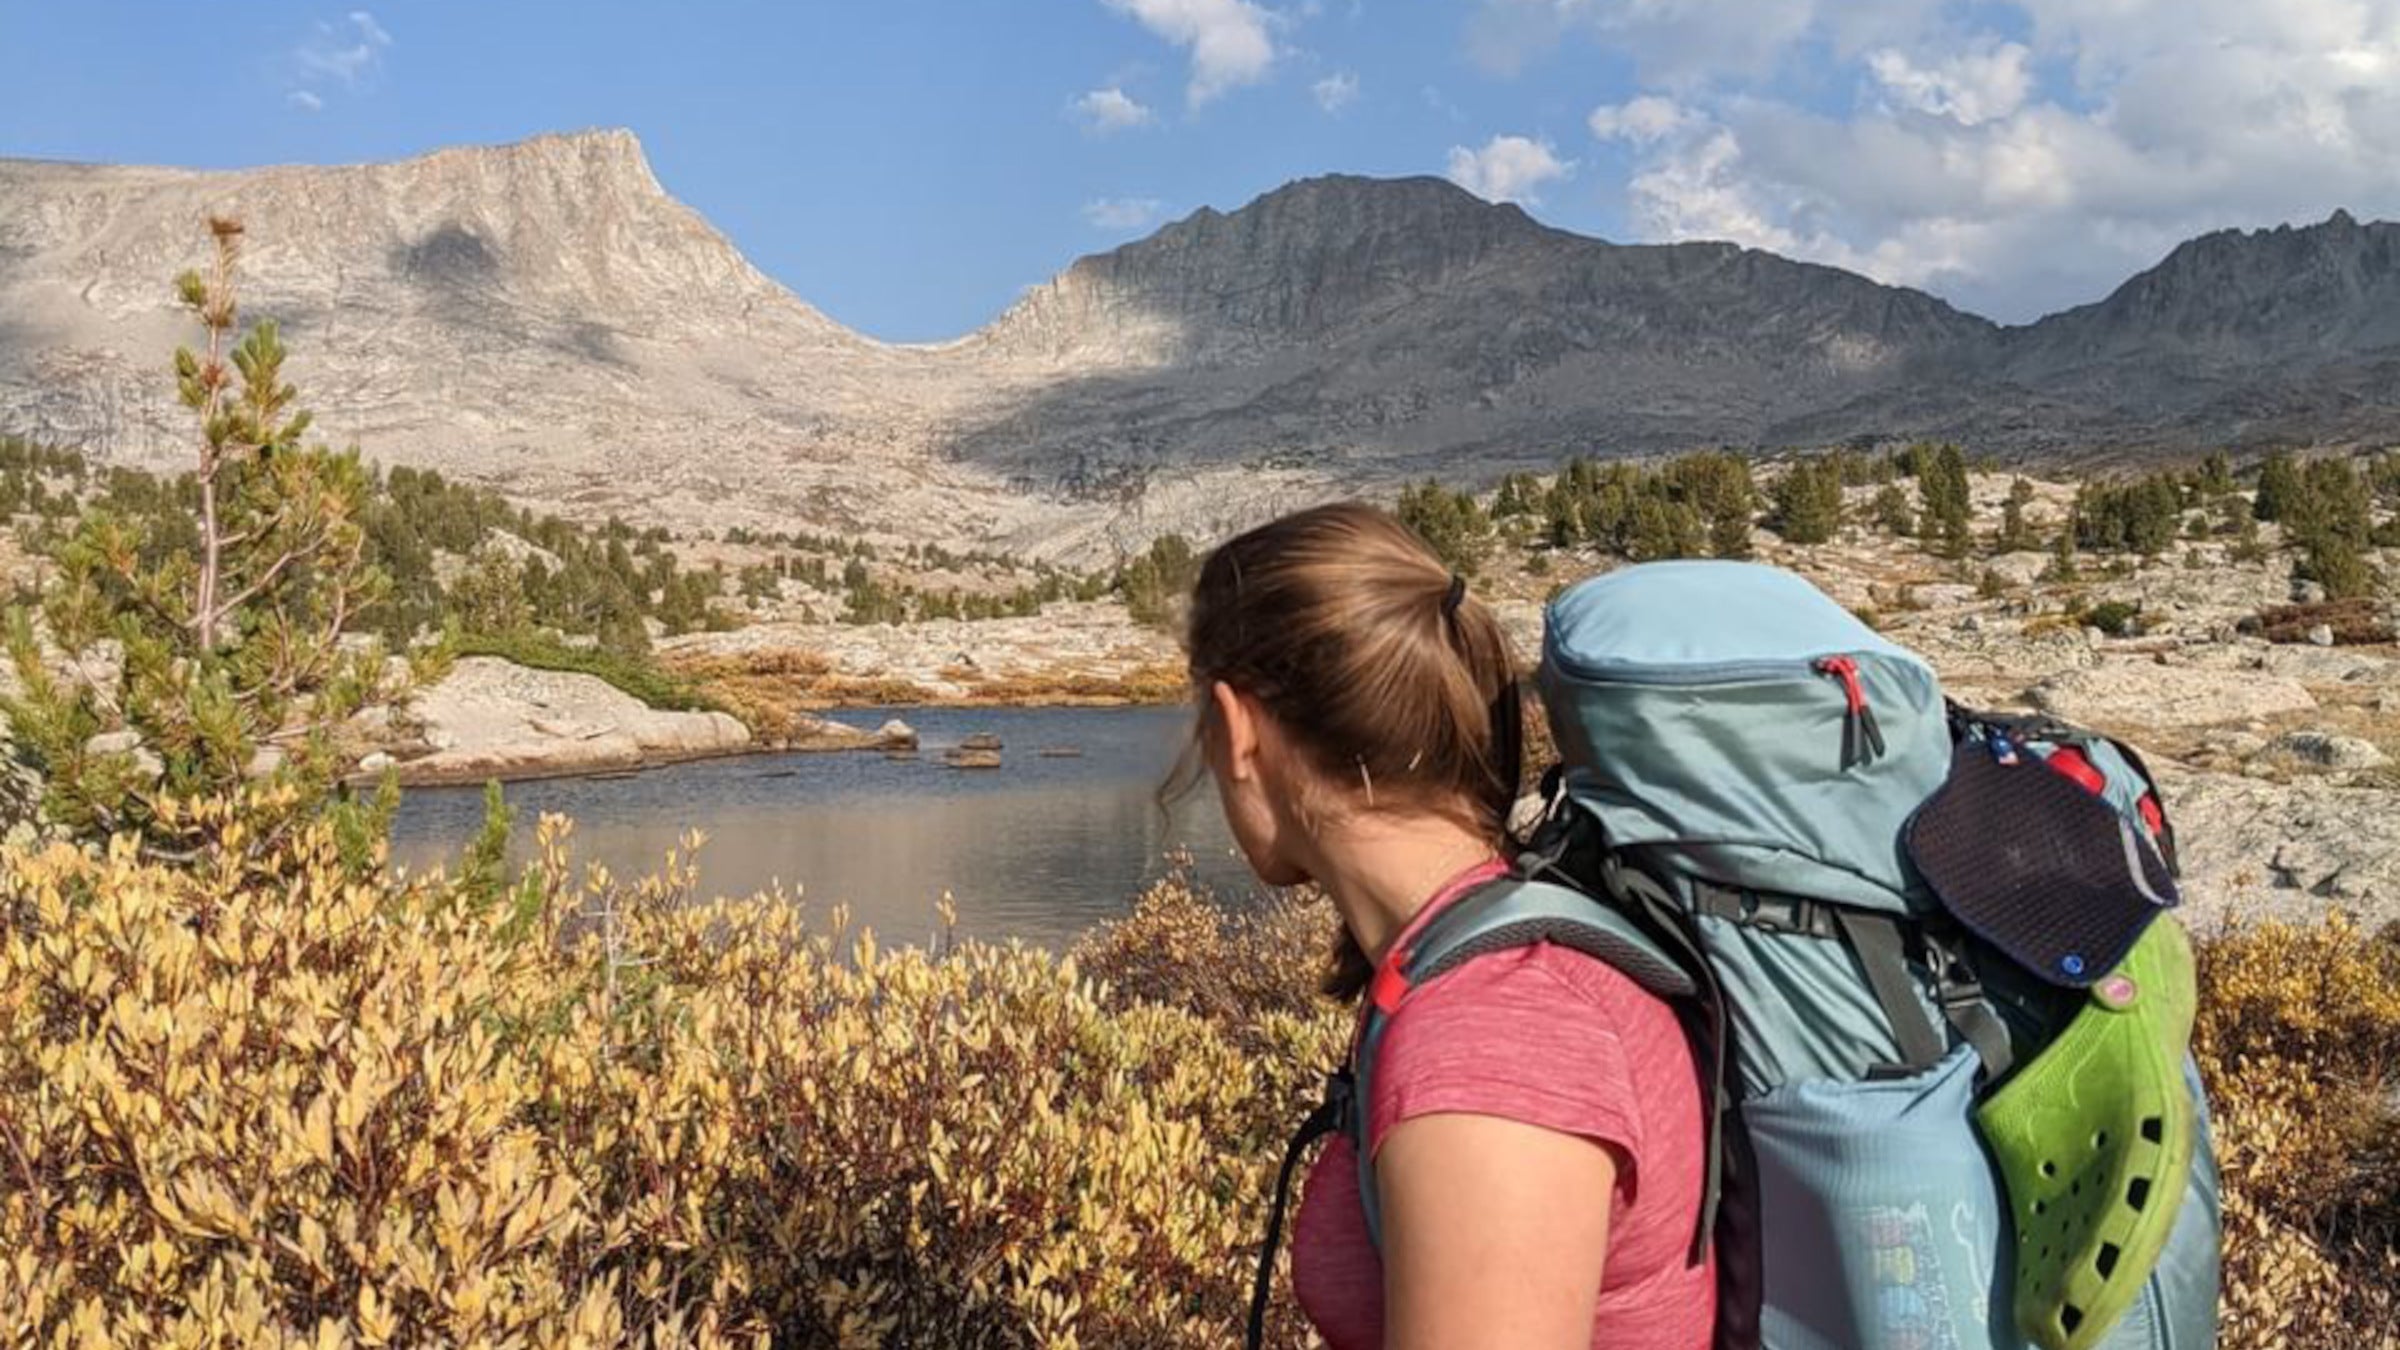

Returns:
1815,656,1887,768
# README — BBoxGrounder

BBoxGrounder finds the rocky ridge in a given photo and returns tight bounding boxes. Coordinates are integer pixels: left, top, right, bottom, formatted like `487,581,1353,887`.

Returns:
11,133,2400,561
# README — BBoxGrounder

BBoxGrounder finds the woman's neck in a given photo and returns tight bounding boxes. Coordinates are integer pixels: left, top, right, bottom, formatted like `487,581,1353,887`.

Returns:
1306,813,1500,967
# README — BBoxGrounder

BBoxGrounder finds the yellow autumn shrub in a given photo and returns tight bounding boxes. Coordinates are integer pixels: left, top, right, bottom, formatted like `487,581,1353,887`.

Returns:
2194,916,2400,1348
3,792,2396,1347
0,798,1341,1348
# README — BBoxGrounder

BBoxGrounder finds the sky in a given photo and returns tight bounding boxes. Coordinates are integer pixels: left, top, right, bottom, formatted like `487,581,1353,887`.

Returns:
6,1,2400,341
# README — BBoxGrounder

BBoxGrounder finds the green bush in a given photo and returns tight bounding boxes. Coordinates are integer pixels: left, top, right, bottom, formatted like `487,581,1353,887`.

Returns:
454,630,720,713
2087,600,2143,637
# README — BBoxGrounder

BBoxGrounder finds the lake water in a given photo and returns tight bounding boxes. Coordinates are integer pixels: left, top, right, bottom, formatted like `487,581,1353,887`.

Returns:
388,706,1266,953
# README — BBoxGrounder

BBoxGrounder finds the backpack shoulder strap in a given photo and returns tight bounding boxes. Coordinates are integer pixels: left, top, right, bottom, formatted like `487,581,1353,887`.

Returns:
1408,877,1697,1001
1350,876,1696,1245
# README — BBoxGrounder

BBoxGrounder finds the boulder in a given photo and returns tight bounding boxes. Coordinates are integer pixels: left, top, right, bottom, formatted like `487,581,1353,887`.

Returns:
2264,731,2389,772
782,716,884,753
398,656,751,785
959,732,1003,752
2160,765,2400,931
1985,551,2050,588
2027,663,2316,730
944,748,1003,770
877,719,919,750
85,729,163,780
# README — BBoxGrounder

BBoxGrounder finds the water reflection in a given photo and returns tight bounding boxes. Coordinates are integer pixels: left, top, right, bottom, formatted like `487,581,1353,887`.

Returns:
388,706,1260,953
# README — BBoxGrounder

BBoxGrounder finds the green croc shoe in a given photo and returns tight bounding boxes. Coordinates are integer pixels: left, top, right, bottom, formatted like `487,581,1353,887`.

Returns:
1975,916,2198,1350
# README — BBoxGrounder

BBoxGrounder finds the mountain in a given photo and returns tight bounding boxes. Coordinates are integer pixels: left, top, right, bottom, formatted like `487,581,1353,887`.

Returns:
3,130,2397,560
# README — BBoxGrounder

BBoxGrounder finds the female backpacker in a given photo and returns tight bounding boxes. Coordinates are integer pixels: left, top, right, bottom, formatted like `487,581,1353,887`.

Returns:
1177,502,1716,1349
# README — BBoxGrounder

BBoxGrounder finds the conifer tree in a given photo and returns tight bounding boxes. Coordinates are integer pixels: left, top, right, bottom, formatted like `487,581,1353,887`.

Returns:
1769,459,1844,546
1917,444,1974,558
1997,477,2038,552
1871,483,1916,537
2,218,430,854
2042,512,2082,583
2253,452,2302,523
1397,480,1494,575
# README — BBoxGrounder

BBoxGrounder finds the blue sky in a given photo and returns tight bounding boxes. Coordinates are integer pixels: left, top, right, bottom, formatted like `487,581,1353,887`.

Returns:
8,1,2399,339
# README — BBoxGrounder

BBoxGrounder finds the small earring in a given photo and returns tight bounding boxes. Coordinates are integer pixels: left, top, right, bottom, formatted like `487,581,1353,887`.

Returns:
1357,757,1376,807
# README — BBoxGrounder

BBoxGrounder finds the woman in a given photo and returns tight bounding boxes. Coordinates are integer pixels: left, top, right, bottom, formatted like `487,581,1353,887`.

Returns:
1177,503,1715,1349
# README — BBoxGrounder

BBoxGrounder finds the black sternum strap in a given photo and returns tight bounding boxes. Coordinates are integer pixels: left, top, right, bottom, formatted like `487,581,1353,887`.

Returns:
1246,1068,1351,1350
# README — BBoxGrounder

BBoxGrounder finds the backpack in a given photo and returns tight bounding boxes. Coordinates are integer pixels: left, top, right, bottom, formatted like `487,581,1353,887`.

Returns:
1246,560,2221,1350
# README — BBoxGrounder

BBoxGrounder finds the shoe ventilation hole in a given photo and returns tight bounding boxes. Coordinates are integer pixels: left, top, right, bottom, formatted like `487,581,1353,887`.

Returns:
2095,1242,2122,1279
2093,1130,2110,1150
2140,1116,2164,1143
2041,1160,2058,1178
2061,1305,2085,1335
2126,1177,2151,1211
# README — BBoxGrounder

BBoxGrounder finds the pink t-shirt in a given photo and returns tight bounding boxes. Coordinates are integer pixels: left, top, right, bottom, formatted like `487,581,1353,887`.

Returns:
1290,864,1717,1349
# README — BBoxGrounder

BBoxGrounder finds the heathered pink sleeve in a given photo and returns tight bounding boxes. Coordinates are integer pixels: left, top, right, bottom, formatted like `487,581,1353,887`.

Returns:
1366,942,1648,1208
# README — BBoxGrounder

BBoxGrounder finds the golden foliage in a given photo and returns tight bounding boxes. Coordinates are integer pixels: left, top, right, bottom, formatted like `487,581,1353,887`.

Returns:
0,810,1341,1347
666,651,1186,736
2195,915,2400,1348
4,800,2396,1347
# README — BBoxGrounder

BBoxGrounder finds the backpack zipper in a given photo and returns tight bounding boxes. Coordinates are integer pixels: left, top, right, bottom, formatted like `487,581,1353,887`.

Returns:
1541,650,1822,686
1815,655,1887,768
1544,645,1895,770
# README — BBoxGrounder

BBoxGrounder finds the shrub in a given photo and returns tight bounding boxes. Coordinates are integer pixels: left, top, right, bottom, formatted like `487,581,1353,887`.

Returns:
456,629,719,712
2086,600,2143,637
0,806,1346,1348
4,800,2395,1348
2195,917,2400,1347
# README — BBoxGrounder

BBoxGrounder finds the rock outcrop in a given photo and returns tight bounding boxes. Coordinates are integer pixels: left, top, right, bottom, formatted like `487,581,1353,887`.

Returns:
398,656,754,785
12,134,2400,561
2026,665,2319,729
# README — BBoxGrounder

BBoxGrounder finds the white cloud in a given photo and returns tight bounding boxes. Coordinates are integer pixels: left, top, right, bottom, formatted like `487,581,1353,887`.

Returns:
1074,86,1156,132
1865,41,2032,126
1313,71,1360,113
290,9,392,106
1101,0,1277,106
1084,197,1170,230
1589,95,1696,144
1529,0,2400,320
1445,135,1573,204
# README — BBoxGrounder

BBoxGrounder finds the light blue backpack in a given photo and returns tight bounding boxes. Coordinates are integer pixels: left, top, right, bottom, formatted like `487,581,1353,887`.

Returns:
1247,561,2220,1350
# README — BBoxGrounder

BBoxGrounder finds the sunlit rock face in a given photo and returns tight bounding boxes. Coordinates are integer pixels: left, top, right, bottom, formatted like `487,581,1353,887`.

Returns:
7,132,2400,563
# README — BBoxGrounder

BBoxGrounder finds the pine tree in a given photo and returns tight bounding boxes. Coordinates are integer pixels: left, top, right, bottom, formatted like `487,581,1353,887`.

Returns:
1871,483,1916,537
2253,452,2302,523
3,219,429,854
1997,477,2038,552
1917,444,1974,558
2041,511,2082,583
1770,459,1844,546
1397,480,1494,575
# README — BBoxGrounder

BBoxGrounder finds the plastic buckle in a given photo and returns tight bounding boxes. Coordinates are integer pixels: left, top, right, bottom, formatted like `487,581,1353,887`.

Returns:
1744,893,1819,936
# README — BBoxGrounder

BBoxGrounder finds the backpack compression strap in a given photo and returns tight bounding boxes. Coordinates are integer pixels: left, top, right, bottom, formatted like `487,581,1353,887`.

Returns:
1349,877,1696,1247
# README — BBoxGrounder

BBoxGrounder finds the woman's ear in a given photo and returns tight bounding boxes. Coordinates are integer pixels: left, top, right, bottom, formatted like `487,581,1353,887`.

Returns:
1210,680,1261,782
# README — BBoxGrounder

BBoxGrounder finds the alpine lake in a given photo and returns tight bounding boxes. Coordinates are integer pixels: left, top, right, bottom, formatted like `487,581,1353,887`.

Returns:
389,705,1262,952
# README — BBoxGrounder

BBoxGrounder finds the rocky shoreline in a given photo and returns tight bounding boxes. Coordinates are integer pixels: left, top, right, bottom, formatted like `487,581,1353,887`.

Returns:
379,656,920,788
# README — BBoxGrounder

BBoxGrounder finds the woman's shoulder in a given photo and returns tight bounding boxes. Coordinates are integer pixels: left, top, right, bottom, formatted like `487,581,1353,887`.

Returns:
1403,937,1684,1035
1367,939,1697,1155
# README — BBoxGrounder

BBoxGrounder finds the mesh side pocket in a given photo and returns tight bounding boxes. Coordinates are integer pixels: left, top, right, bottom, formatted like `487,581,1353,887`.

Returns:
1744,1046,2019,1350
